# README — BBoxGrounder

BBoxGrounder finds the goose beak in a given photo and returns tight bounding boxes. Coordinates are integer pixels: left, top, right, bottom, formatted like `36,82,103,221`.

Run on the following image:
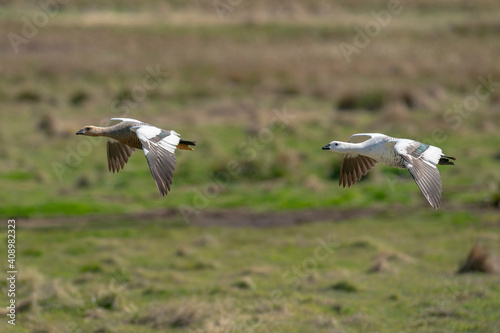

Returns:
322,144,331,150
76,129,84,135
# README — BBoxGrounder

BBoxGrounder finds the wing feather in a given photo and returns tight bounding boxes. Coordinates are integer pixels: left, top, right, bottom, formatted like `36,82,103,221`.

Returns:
395,141,443,209
107,139,134,173
348,134,374,144
108,118,142,126
348,133,387,144
339,154,378,188
133,126,180,196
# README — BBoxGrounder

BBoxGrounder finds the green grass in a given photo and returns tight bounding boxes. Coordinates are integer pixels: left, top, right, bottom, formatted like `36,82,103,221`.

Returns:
1,1,500,332
1,211,498,332
1,110,499,217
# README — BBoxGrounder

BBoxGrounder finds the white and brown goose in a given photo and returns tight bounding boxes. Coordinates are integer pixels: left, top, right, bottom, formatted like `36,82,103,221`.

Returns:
322,133,455,208
76,118,195,196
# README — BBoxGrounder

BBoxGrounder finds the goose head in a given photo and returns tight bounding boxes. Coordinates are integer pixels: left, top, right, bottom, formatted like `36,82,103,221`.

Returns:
76,125,100,136
322,141,346,152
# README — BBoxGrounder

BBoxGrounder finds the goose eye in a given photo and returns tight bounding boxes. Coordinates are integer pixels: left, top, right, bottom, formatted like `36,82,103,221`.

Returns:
335,143,339,146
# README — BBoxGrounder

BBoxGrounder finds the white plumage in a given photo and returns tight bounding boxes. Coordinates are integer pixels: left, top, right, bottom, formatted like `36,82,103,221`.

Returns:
322,133,456,208
131,125,180,155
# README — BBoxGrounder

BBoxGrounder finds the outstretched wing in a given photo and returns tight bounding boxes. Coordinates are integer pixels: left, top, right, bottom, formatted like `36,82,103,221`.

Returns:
106,118,139,173
340,154,378,188
132,125,180,196
348,133,380,144
338,133,381,188
394,141,443,209
108,118,143,126
107,139,134,173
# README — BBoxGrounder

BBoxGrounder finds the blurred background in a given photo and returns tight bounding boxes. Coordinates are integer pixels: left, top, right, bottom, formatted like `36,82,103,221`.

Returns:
1,1,499,332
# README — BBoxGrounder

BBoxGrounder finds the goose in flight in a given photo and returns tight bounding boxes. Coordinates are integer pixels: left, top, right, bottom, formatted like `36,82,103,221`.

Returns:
322,133,455,208
76,118,195,196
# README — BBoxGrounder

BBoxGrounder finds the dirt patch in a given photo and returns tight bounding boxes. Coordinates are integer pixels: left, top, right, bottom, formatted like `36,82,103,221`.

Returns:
189,208,378,228
17,207,380,229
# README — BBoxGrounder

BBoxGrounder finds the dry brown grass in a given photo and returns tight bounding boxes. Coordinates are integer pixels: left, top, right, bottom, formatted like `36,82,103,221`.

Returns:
2,3,500,132
457,244,499,274
232,276,256,290
367,253,393,274
1,3,500,332
131,300,209,329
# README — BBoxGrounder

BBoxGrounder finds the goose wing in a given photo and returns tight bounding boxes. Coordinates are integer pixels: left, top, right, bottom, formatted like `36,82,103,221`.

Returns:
131,125,180,196
109,118,143,126
394,141,443,209
348,133,384,144
106,118,140,173
107,139,135,173
339,154,378,188
339,133,381,188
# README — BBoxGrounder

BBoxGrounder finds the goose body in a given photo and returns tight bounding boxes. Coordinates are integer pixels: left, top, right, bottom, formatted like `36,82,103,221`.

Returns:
76,118,195,196
322,133,455,208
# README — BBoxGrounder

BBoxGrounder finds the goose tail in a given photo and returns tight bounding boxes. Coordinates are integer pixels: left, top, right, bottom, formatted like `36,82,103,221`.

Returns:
177,139,196,151
438,155,456,166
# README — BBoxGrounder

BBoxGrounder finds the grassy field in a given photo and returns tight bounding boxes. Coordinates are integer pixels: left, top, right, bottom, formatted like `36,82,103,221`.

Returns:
1,1,500,332
1,211,499,333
